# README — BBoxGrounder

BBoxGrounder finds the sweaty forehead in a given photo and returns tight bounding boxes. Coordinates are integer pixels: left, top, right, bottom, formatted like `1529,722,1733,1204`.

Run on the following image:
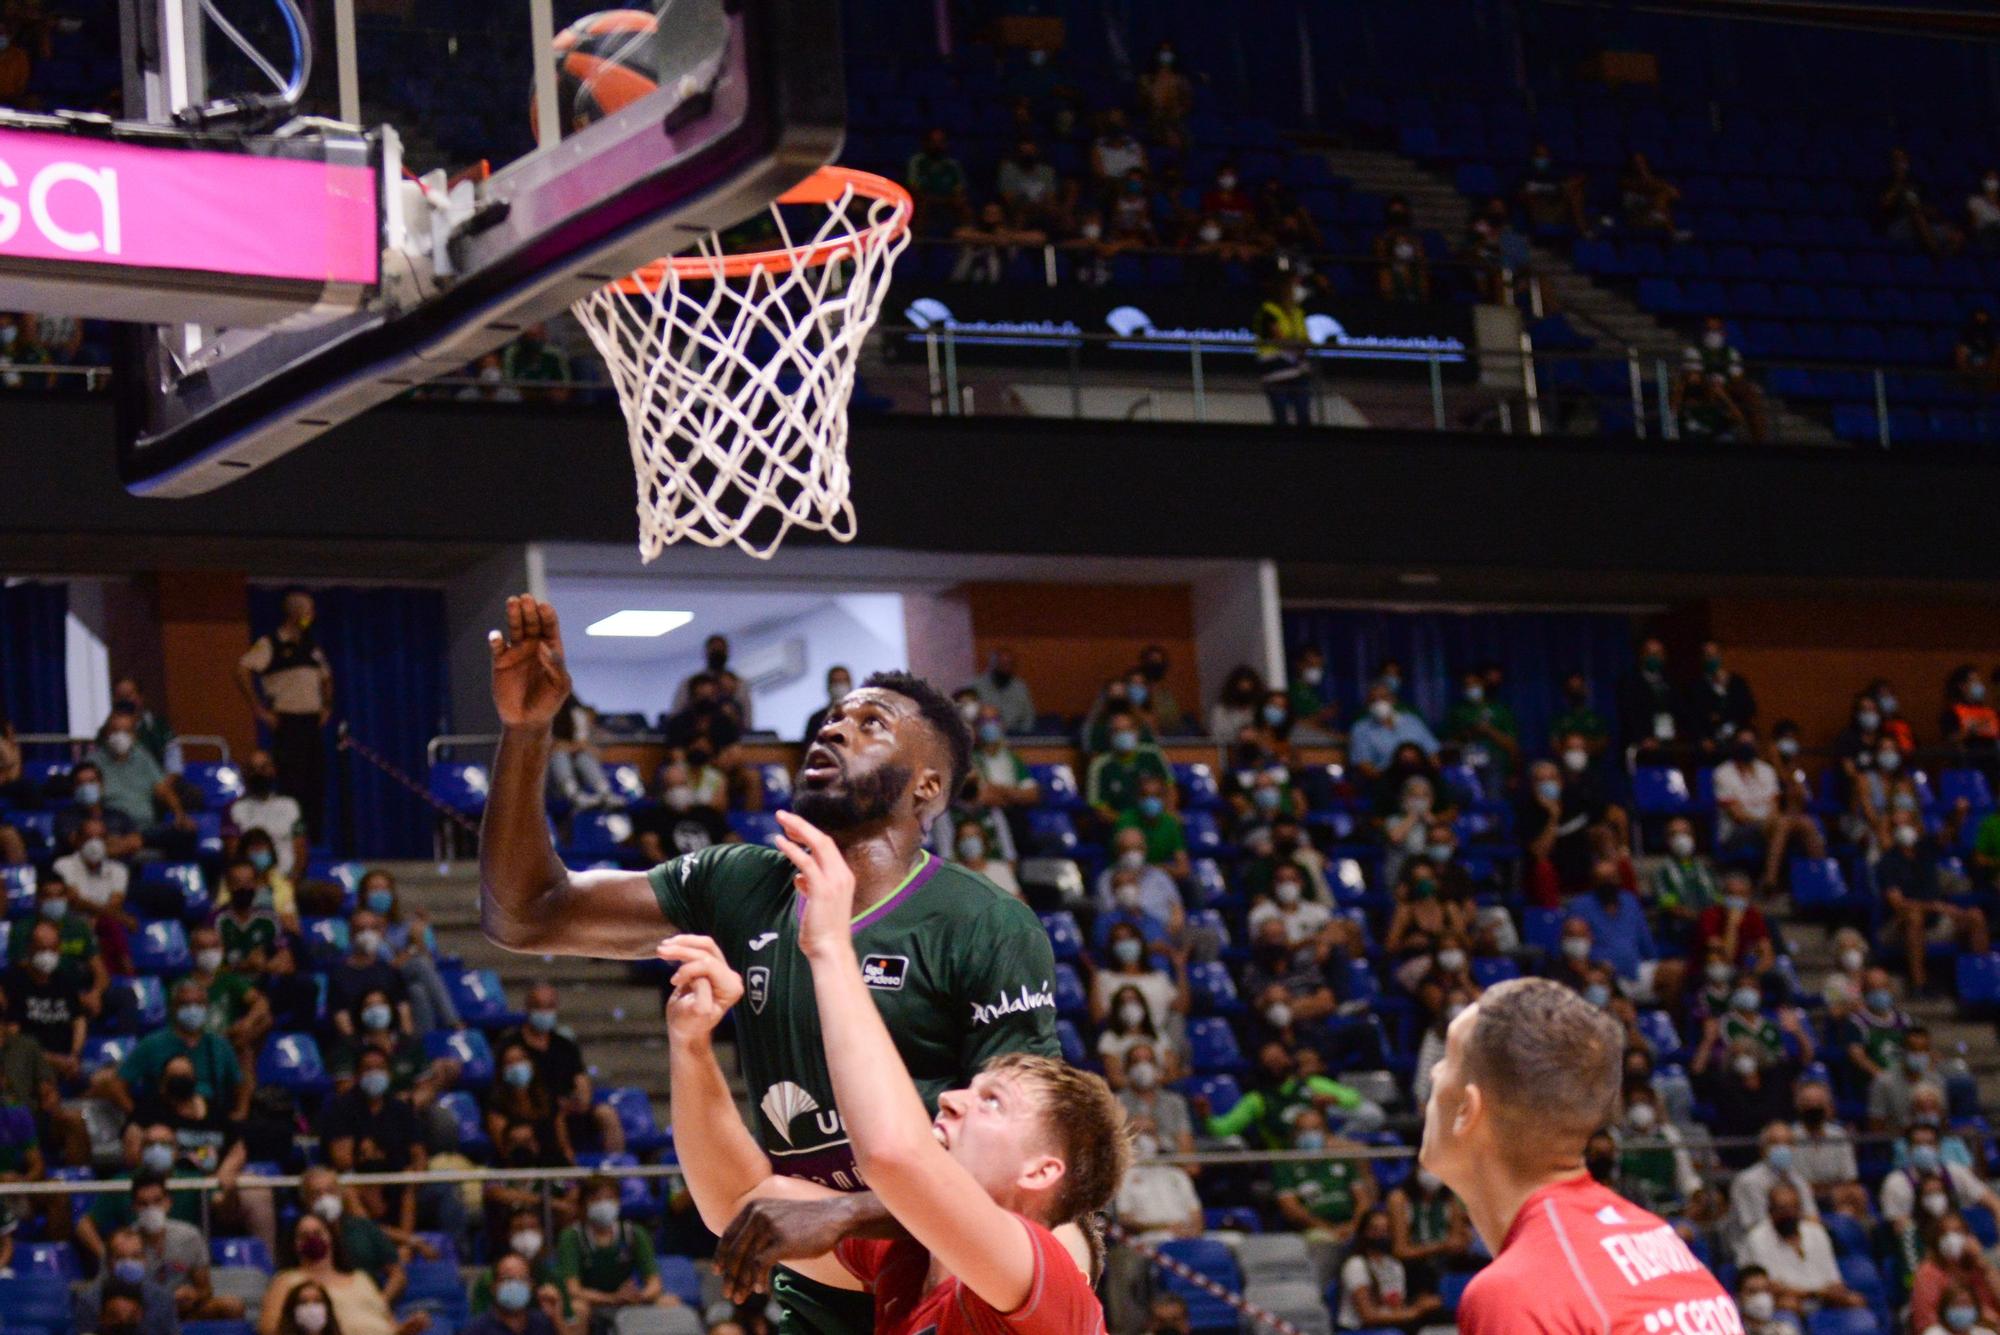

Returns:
837,688,917,724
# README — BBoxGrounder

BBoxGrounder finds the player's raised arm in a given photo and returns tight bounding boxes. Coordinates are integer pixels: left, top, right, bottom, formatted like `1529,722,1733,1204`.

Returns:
778,810,1044,1313
659,935,851,1274
479,594,672,957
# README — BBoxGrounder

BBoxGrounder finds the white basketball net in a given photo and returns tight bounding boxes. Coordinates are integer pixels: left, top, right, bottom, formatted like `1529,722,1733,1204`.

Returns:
572,180,910,560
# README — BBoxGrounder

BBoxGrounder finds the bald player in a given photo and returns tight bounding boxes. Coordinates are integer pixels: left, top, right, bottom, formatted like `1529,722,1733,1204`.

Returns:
1421,977,1732,1334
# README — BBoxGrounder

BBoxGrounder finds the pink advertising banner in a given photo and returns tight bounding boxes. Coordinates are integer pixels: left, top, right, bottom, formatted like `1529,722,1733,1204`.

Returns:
0,127,378,286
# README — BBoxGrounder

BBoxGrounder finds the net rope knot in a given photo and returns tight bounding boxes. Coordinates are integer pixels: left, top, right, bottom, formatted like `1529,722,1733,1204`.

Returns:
572,168,911,560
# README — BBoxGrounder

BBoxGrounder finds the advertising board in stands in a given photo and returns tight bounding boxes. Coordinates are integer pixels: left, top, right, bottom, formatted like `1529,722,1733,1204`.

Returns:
890,281,1472,373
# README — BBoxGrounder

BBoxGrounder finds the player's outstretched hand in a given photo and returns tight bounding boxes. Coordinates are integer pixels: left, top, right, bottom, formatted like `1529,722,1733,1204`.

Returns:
659,936,744,1043
716,1196,878,1303
487,594,573,730
773,811,857,959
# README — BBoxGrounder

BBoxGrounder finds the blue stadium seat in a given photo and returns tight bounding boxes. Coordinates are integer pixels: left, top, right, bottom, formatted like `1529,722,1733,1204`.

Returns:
1808,1304,1879,1335
1025,809,1079,855
131,919,192,973
1028,764,1081,811
575,1151,656,1218
1055,1019,1088,1067
1155,1237,1242,1332
565,810,633,858
1835,1254,1886,1311
1038,911,1085,963
1438,1269,1474,1314
300,916,350,965
424,1029,495,1086
1636,1009,1682,1058
1790,858,1849,909
256,1033,330,1094
1956,953,2000,1008
1822,1211,1868,1256
756,763,792,809
211,1237,274,1273
1051,963,1087,1019
137,861,207,920
1205,1207,1262,1233
728,811,781,846
1522,906,1565,955
1187,1017,1245,1076
1188,960,1242,1016
1964,1204,1998,1248
1182,809,1224,856
657,1253,703,1307
595,1087,669,1154
428,762,489,816
1,864,34,917
1632,768,1692,816
1190,859,1229,907
434,1091,490,1154
82,1031,136,1071
447,967,520,1028
1173,763,1222,810
1470,955,1520,988
1942,769,1995,811
607,764,648,805
182,761,244,811
1183,1073,1244,1117
15,1240,78,1278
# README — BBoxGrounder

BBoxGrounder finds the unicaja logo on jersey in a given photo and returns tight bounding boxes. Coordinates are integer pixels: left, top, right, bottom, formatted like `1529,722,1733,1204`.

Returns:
970,981,1055,1027
759,1082,819,1145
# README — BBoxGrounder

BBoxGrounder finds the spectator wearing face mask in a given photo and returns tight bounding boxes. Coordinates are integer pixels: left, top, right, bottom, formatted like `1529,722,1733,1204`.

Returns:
1689,871,1779,982
556,1174,664,1328
51,812,133,948
1287,648,1338,734
1614,1082,1701,1214
296,1166,404,1303
1881,1121,2000,1225
1568,858,1678,1003
464,1252,568,1335
1210,665,1268,742
1334,1205,1438,1327
1695,1036,1800,1165
125,1172,242,1321
965,648,1036,735
1915,1227,2000,1335
1116,1040,1195,1151
359,871,462,1035
328,985,455,1108
1733,1266,1790,1335
3,915,90,1076
1385,1162,1474,1293
949,818,1019,899
1649,816,1718,937
1247,860,1332,945
74,1226,179,1335
1086,921,1188,1036
179,922,272,1074
1789,1079,1868,1220
52,761,139,861
1714,728,1827,891
1134,41,1192,135
1095,827,1186,928
213,858,291,981
1730,1122,1822,1236
630,760,734,866
1441,668,1521,783
1870,1025,1944,1137
1682,641,1757,748
799,665,850,745
662,675,743,775
321,1042,432,1238
226,750,308,880
1618,637,1685,762
1097,982,1180,1089
1103,1110,1204,1330
91,711,196,856
471,1206,570,1320
1085,714,1175,829
501,982,622,1159
1518,756,1615,905
1685,320,1768,443
1270,1109,1377,1246
102,978,243,1119
259,1212,427,1335
1372,196,1430,303
1251,271,1315,426
1515,142,1592,234
1920,1278,2000,1335
1881,809,1989,994
1824,950,1889,1077
328,911,412,1042
1850,734,1922,856
1944,665,2000,775
1736,1181,1861,1312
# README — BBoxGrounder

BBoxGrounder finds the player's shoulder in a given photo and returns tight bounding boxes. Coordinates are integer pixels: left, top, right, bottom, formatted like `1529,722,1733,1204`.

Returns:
655,840,789,886
930,858,1037,919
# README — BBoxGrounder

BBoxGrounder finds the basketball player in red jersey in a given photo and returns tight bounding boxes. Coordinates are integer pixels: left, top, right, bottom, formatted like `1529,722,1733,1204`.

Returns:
1421,977,1737,1334
661,809,1129,1335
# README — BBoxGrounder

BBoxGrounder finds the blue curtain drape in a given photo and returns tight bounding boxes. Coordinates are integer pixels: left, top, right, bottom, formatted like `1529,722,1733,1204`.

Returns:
247,586,449,859
0,582,69,734
1282,606,1638,761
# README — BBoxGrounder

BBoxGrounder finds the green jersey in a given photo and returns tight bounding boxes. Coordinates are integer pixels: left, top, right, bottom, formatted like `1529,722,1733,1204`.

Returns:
649,843,1059,1335
649,843,1061,1189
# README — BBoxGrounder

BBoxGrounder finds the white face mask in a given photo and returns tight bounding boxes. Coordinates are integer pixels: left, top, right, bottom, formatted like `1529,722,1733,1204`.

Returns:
311,1194,342,1222
1415,1168,1442,1192
1733,1053,1759,1078
1943,1230,1969,1260
1198,222,1222,243
137,1205,168,1234
1437,948,1466,972
1562,936,1592,961
1115,882,1142,910
80,837,106,865
1119,1001,1147,1029
1127,1060,1158,1090
1840,948,1865,973
195,948,223,974
1741,1291,1775,1322
1627,1102,1657,1130
1118,848,1146,872
1265,1002,1292,1029
1081,221,1102,240
512,1229,544,1258
1668,832,1695,859
1927,1192,1954,1219
30,949,58,975
294,1303,329,1334
106,731,133,758
1274,880,1301,907
1369,699,1394,723
1562,748,1589,773
664,784,695,812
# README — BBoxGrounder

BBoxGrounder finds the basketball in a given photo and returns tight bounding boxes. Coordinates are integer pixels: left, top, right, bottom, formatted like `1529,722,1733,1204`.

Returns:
542,8,659,135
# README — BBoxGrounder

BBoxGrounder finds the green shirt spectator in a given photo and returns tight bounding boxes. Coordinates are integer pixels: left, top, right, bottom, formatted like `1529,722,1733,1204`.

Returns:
184,969,255,1031
906,130,968,212
329,1032,428,1089
1721,1011,1783,1063
556,1216,658,1296
501,326,569,389
471,1255,570,1317
1114,803,1188,867
1974,810,2000,886
7,909,94,968
216,907,283,969
1651,850,1718,919
1085,713,1173,816
89,733,169,829
1440,679,1521,780
1203,1075,1362,1150
118,1026,241,1108
1274,1155,1366,1226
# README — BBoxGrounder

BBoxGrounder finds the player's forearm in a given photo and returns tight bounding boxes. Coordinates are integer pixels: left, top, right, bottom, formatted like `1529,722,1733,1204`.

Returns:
479,724,573,949
804,938,940,1181
668,1032,777,1232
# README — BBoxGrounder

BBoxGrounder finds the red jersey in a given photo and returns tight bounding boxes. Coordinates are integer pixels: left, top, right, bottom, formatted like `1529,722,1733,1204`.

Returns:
1459,1175,1735,1335
835,1214,1105,1335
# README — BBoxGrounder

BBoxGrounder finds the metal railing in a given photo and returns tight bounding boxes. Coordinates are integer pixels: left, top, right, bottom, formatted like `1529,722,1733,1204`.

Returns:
17,732,231,766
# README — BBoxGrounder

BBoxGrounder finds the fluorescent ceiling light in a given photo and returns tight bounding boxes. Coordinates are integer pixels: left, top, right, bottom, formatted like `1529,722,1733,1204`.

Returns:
585,610,694,638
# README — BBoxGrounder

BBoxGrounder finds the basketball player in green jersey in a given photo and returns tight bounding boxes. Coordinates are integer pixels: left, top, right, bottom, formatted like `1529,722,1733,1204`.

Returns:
479,596,1062,1335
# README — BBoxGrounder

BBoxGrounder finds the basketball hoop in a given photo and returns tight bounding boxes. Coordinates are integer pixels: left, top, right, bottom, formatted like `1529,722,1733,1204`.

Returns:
572,165,913,561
